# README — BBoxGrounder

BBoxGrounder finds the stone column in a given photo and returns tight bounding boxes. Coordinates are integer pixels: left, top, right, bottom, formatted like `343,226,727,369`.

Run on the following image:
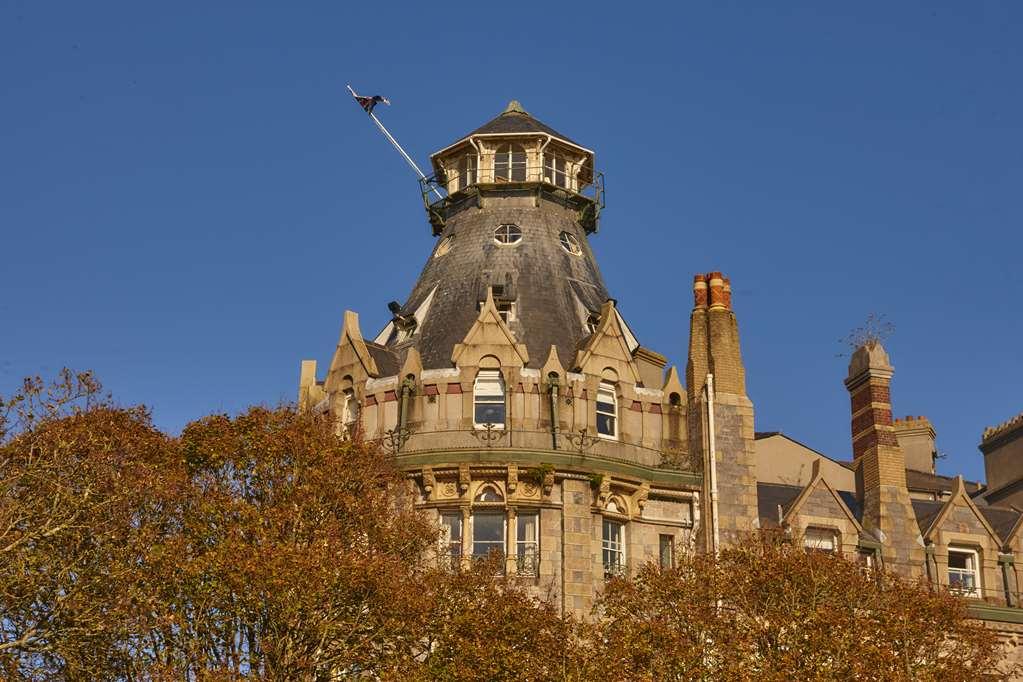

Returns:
560,478,595,618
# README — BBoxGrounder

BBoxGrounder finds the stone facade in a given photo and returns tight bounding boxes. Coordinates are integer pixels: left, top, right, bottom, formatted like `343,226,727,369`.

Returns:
300,101,1023,666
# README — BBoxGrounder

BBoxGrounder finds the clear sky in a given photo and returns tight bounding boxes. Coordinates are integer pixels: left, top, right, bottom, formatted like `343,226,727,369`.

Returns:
2,2,1020,482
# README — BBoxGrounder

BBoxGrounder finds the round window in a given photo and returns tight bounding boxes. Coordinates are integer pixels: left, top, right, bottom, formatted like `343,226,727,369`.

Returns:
494,224,522,245
434,235,454,258
559,231,582,256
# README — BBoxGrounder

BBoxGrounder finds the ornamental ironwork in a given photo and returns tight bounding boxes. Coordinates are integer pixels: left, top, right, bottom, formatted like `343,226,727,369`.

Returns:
471,423,508,447
564,427,600,454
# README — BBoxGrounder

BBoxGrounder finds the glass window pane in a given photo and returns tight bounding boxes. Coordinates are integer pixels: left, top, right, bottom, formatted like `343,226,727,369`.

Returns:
510,146,526,181
949,551,968,570
659,535,674,569
596,413,616,436
472,512,505,560
475,403,505,425
474,513,504,542
518,513,538,543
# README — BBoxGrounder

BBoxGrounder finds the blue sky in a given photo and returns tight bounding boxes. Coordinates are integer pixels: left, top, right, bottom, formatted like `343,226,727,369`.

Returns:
2,2,1020,482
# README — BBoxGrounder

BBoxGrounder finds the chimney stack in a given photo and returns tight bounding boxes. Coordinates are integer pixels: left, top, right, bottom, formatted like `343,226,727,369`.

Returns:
893,416,936,474
686,271,757,548
843,341,920,574
844,341,906,488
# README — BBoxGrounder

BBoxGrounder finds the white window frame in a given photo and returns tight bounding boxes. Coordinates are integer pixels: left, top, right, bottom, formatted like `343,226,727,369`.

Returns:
602,517,626,579
440,512,463,569
494,144,526,182
457,153,477,191
516,511,539,577
947,547,981,598
493,223,522,245
543,149,568,188
559,231,582,256
473,369,506,429
341,388,359,431
596,381,618,440
659,534,675,569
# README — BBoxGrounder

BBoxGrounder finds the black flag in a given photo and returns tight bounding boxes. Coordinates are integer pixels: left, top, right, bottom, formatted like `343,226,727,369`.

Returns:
354,94,390,114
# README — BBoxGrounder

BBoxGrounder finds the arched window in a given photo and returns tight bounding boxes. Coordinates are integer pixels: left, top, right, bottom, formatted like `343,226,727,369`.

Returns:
474,484,504,503
596,381,617,439
494,143,526,182
457,153,477,190
474,369,506,428
543,149,568,188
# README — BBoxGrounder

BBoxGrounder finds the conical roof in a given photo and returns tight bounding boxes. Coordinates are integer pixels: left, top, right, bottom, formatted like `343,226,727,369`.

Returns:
438,100,585,153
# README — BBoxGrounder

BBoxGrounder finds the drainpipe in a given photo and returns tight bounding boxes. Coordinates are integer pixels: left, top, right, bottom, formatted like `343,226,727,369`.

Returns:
468,136,482,184
547,374,560,450
538,134,552,182
706,373,720,557
999,554,1016,607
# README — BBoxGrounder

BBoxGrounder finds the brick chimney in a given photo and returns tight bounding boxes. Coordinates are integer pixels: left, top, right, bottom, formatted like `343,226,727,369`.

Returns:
893,416,936,474
844,341,921,574
687,271,757,549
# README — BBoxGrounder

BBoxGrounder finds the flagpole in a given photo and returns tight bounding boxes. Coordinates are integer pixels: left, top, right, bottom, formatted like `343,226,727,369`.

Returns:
346,85,444,201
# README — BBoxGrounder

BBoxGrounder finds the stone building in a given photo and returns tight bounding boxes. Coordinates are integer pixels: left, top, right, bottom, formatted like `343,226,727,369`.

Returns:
299,101,1023,651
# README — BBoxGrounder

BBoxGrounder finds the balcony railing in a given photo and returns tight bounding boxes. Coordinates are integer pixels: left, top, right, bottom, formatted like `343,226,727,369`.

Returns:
419,164,605,234
370,425,700,474
516,547,539,578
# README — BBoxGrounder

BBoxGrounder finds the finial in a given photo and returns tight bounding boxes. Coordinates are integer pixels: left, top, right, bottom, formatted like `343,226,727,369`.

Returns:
503,100,528,115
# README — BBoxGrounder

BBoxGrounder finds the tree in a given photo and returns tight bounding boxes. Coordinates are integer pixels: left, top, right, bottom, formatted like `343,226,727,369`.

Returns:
0,371,1010,680
0,372,440,679
388,558,584,682
0,370,171,679
588,539,1006,681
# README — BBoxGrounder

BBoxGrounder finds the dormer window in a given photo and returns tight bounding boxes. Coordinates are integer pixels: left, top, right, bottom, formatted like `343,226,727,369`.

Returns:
596,381,618,439
473,369,506,429
948,547,981,597
477,298,516,323
494,143,526,182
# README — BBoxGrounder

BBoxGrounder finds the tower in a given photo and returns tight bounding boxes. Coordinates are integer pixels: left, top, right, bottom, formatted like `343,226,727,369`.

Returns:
300,102,705,617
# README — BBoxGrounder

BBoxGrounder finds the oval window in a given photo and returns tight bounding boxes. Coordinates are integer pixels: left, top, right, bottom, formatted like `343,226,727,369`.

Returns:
434,235,454,258
494,224,522,245
559,231,582,256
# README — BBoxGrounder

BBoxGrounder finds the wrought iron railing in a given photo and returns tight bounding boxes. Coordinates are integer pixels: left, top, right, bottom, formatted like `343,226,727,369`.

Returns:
516,547,539,577
603,559,626,580
419,164,606,233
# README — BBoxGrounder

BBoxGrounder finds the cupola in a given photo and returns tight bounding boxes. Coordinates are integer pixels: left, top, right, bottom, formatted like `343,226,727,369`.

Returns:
421,101,603,234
